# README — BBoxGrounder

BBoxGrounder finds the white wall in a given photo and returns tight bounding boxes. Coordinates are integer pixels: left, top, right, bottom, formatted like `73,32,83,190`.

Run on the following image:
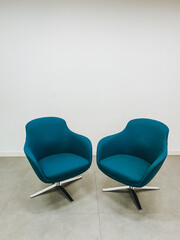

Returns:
0,0,180,155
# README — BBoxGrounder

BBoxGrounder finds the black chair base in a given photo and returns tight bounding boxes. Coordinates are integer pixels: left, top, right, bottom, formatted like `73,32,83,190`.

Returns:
59,185,73,202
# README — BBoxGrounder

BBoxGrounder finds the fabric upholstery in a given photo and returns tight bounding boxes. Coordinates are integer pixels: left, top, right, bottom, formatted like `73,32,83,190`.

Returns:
99,154,150,186
39,153,90,181
24,117,92,183
97,118,169,187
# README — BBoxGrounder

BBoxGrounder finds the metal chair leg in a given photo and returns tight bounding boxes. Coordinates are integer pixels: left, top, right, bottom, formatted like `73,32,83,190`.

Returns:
102,186,129,192
30,183,57,198
135,186,160,190
30,175,82,200
102,185,159,211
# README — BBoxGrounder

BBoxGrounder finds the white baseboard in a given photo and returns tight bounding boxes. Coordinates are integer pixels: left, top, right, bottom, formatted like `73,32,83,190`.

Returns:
168,151,180,156
0,151,25,157
0,150,179,157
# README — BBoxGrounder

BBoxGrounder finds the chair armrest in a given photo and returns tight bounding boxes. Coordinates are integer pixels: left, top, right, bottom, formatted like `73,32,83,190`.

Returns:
139,150,168,186
69,131,92,163
97,130,126,163
24,144,48,183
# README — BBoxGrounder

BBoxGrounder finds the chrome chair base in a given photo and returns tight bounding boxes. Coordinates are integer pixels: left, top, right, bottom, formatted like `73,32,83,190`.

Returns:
102,185,160,211
30,176,82,201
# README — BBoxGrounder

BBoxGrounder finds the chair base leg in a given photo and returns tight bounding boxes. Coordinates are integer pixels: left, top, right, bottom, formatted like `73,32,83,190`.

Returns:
30,183,57,198
135,186,160,190
102,185,159,211
129,187,142,211
30,175,82,201
103,186,129,192
59,185,74,202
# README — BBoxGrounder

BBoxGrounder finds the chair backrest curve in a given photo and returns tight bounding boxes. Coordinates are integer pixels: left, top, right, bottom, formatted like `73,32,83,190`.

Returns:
25,117,71,161
124,118,169,164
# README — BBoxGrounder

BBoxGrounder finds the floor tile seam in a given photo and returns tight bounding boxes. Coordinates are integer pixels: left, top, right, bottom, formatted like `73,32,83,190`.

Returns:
98,211,173,215
0,212,100,216
4,210,162,215
0,168,28,215
94,162,103,240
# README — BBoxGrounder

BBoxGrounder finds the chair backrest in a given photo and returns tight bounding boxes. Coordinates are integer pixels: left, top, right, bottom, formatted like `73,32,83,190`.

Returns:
25,117,71,161
124,118,169,164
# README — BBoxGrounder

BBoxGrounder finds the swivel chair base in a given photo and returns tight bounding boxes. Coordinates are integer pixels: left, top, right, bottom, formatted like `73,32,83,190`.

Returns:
103,185,159,211
30,175,82,202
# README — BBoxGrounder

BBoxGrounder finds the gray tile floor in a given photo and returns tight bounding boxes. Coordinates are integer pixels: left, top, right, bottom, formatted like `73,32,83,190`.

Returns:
0,155,180,240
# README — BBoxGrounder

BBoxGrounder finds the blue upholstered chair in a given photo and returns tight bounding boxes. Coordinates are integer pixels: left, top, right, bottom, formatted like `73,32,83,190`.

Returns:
24,117,92,201
97,118,169,210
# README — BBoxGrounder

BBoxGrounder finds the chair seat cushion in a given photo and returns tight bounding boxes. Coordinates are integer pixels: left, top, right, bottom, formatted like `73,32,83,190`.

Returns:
99,154,150,186
39,153,90,181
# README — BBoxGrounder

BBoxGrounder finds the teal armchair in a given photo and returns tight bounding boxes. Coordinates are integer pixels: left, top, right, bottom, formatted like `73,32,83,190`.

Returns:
24,117,92,201
97,118,169,210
